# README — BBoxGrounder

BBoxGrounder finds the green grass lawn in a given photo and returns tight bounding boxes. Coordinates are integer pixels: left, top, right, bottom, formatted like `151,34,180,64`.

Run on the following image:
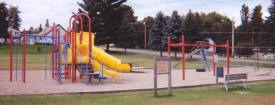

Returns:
1,44,274,70
0,81,275,105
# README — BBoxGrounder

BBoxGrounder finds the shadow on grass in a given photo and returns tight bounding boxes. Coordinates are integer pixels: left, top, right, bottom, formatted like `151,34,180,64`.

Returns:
220,86,249,92
154,93,173,98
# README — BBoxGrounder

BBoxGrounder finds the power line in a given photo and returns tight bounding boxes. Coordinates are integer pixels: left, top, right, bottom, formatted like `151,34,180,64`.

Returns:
200,32,274,35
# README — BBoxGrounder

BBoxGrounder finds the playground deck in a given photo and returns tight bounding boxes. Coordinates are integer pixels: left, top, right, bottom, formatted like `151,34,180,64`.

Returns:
1,66,275,95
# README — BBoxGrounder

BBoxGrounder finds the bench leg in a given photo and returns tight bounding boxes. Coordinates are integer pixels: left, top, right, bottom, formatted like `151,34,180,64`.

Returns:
243,80,248,90
224,81,229,91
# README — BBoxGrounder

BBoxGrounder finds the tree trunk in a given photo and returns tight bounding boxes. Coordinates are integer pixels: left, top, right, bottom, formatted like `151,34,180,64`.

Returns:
106,42,110,52
124,48,127,54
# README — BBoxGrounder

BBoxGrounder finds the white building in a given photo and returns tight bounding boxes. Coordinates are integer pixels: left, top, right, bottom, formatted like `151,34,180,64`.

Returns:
5,27,22,44
37,24,66,44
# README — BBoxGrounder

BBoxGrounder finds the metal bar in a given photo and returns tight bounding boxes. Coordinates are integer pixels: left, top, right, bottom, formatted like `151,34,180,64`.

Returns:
153,56,157,97
51,26,55,79
21,31,23,82
14,36,17,82
23,30,26,83
168,56,172,96
170,43,182,46
232,21,235,57
213,43,216,76
182,36,185,80
227,40,230,74
9,30,13,82
167,37,171,56
23,34,58,38
170,43,227,48
44,37,47,79
101,63,104,85
86,63,89,86
72,30,75,83
58,31,61,84
80,56,82,79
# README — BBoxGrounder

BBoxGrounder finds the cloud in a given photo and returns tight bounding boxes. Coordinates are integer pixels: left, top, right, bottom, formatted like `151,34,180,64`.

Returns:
3,0,81,30
2,0,272,30
126,0,271,26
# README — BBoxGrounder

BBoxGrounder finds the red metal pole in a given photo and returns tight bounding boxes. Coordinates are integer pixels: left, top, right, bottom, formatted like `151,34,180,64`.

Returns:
69,14,83,43
168,37,171,56
69,65,71,79
226,40,230,74
212,42,216,76
9,30,13,82
181,36,185,80
23,29,26,83
73,13,92,65
72,28,75,83
57,31,60,81
51,25,55,78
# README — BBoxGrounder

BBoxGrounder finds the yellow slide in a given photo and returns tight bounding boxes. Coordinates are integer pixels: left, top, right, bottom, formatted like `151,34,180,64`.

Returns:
62,32,131,78
91,60,121,78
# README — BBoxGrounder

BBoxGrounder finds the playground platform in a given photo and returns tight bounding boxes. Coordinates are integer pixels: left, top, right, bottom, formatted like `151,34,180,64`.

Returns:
1,66,275,95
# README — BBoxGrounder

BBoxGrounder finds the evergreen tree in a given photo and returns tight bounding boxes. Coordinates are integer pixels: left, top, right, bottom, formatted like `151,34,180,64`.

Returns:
116,5,137,44
142,16,154,48
8,5,21,30
135,21,145,48
170,10,182,59
162,16,172,45
170,11,182,42
148,12,166,56
183,10,202,43
266,0,275,30
117,18,136,53
251,5,264,46
236,4,250,47
77,0,127,52
201,12,232,44
265,0,275,46
0,2,9,43
116,4,137,52
240,4,250,31
251,5,263,32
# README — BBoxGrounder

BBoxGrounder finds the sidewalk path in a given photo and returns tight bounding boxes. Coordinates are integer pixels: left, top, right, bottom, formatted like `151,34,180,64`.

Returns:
109,48,274,64
1,67,275,95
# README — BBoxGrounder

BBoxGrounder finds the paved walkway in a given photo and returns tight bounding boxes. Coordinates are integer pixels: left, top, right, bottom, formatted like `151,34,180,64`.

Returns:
1,66,275,95
109,48,275,64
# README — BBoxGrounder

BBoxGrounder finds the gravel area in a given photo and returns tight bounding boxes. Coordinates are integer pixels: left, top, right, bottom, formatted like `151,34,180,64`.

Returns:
1,66,275,95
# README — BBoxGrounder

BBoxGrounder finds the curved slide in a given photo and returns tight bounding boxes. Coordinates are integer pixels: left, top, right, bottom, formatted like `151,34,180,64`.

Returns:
62,32,131,78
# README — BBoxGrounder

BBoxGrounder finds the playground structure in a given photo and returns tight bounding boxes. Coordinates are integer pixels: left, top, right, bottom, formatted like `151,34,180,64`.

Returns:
9,13,132,85
167,36,230,80
172,39,215,71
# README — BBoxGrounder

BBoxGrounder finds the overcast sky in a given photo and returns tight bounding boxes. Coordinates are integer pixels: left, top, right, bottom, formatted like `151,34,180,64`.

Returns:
2,0,272,30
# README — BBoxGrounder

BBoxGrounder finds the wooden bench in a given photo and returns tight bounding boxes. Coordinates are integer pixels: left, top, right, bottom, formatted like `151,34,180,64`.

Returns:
224,73,248,91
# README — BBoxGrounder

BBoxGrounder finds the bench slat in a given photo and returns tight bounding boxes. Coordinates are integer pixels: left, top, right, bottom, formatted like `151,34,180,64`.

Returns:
225,73,247,81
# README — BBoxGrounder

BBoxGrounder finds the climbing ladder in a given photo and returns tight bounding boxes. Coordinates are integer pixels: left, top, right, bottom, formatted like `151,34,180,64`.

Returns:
198,48,210,72
76,62,104,85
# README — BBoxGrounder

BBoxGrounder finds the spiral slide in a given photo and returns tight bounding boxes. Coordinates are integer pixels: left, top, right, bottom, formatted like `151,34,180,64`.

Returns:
62,32,131,78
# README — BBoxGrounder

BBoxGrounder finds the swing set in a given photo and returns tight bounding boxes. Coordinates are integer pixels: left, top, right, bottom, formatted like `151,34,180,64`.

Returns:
167,36,230,80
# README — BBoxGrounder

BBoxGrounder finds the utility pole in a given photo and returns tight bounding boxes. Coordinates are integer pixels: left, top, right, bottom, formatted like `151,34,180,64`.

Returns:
232,20,235,57
144,22,147,49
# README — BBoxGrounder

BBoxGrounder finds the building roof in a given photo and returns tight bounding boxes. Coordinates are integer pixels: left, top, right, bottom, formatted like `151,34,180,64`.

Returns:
39,24,66,35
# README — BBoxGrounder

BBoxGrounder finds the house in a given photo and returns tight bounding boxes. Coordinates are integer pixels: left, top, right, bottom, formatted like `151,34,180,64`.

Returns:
5,27,22,44
36,24,66,44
